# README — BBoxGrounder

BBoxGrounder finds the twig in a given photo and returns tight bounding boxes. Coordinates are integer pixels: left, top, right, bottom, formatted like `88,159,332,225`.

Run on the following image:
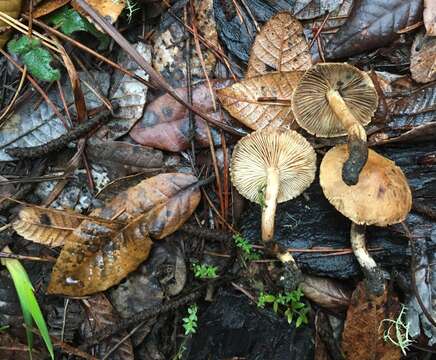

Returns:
6,107,113,159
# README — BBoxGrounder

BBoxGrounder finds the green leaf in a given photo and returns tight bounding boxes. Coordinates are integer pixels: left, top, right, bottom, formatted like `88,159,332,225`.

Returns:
296,315,303,328
1,257,54,359
8,36,60,82
49,7,109,49
263,295,276,303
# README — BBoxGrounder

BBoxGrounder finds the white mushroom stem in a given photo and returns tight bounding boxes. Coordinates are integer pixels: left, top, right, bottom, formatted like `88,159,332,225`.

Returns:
261,167,280,242
350,223,385,296
326,89,368,186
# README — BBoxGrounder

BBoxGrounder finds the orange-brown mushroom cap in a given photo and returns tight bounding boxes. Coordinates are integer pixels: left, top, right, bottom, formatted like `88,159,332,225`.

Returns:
292,63,378,137
320,145,412,226
230,128,316,204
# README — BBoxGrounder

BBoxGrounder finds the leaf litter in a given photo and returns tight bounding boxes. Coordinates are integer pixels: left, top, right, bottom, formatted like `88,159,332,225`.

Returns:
0,0,435,359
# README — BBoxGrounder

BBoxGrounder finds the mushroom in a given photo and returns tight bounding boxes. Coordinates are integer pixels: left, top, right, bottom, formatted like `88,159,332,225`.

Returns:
231,128,316,289
320,144,412,295
292,63,378,185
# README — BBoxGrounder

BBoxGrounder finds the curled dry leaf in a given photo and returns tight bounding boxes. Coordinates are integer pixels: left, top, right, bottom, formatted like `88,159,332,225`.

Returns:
246,12,312,78
82,294,134,360
130,81,233,152
47,173,201,296
0,0,22,49
410,32,436,83
341,282,401,360
424,0,436,36
32,0,70,18
325,0,423,59
216,71,303,130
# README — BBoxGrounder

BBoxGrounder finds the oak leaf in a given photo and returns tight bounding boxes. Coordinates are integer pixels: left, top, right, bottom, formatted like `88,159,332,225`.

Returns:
216,71,303,130
246,12,312,78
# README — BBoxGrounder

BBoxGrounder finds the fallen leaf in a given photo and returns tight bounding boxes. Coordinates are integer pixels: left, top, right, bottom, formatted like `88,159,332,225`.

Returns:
13,207,82,247
410,31,436,83
324,0,423,59
47,173,201,296
424,0,436,36
130,81,233,152
216,71,303,130
0,0,22,49
0,71,110,161
32,0,70,18
341,282,401,360
246,12,312,78
72,0,125,24
291,0,344,20
300,275,351,311
104,42,151,139
82,294,134,360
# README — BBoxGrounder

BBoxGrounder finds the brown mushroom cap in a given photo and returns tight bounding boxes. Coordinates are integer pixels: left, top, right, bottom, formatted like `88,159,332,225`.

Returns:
292,63,378,137
231,128,316,204
320,145,412,226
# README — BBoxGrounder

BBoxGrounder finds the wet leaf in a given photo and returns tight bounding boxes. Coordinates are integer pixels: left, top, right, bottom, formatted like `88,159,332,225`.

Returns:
300,275,351,311
289,0,343,20
410,31,436,83
47,173,201,296
105,42,151,139
325,0,423,59
0,0,22,49
130,81,233,152
32,0,70,18
341,282,401,360
216,71,303,130
13,207,82,247
0,71,109,161
82,294,134,360
246,12,312,78
424,0,436,36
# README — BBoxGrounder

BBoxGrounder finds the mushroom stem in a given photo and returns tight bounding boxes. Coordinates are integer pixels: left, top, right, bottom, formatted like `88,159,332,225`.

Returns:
350,223,385,296
326,89,368,186
261,167,280,242
277,251,303,291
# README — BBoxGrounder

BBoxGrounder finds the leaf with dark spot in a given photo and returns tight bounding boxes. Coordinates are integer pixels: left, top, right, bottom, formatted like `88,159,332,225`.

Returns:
324,0,423,59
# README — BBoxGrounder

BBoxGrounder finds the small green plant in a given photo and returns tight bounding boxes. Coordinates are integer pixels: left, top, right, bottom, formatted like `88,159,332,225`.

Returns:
124,0,140,22
1,249,54,359
233,234,261,262
379,305,414,355
8,35,60,82
182,304,198,335
49,6,109,49
192,263,218,279
0,324,9,332
257,287,309,328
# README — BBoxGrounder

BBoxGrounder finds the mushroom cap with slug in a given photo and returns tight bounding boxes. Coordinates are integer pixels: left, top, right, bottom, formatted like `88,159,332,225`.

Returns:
231,127,316,241
292,63,378,138
320,144,412,226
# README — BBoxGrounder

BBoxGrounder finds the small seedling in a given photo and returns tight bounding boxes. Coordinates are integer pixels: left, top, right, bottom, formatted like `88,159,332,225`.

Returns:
182,304,198,335
379,304,414,355
192,263,218,279
257,287,309,328
124,0,140,22
233,234,261,262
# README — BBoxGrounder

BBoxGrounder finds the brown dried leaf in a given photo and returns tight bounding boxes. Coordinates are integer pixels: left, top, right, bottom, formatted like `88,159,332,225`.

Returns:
82,294,134,360
13,207,82,247
47,173,201,296
216,71,303,130
32,0,70,18
341,282,401,360
300,275,351,311
424,0,436,36
130,81,233,152
410,32,436,83
0,0,22,49
72,0,125,24
246,12,312,78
